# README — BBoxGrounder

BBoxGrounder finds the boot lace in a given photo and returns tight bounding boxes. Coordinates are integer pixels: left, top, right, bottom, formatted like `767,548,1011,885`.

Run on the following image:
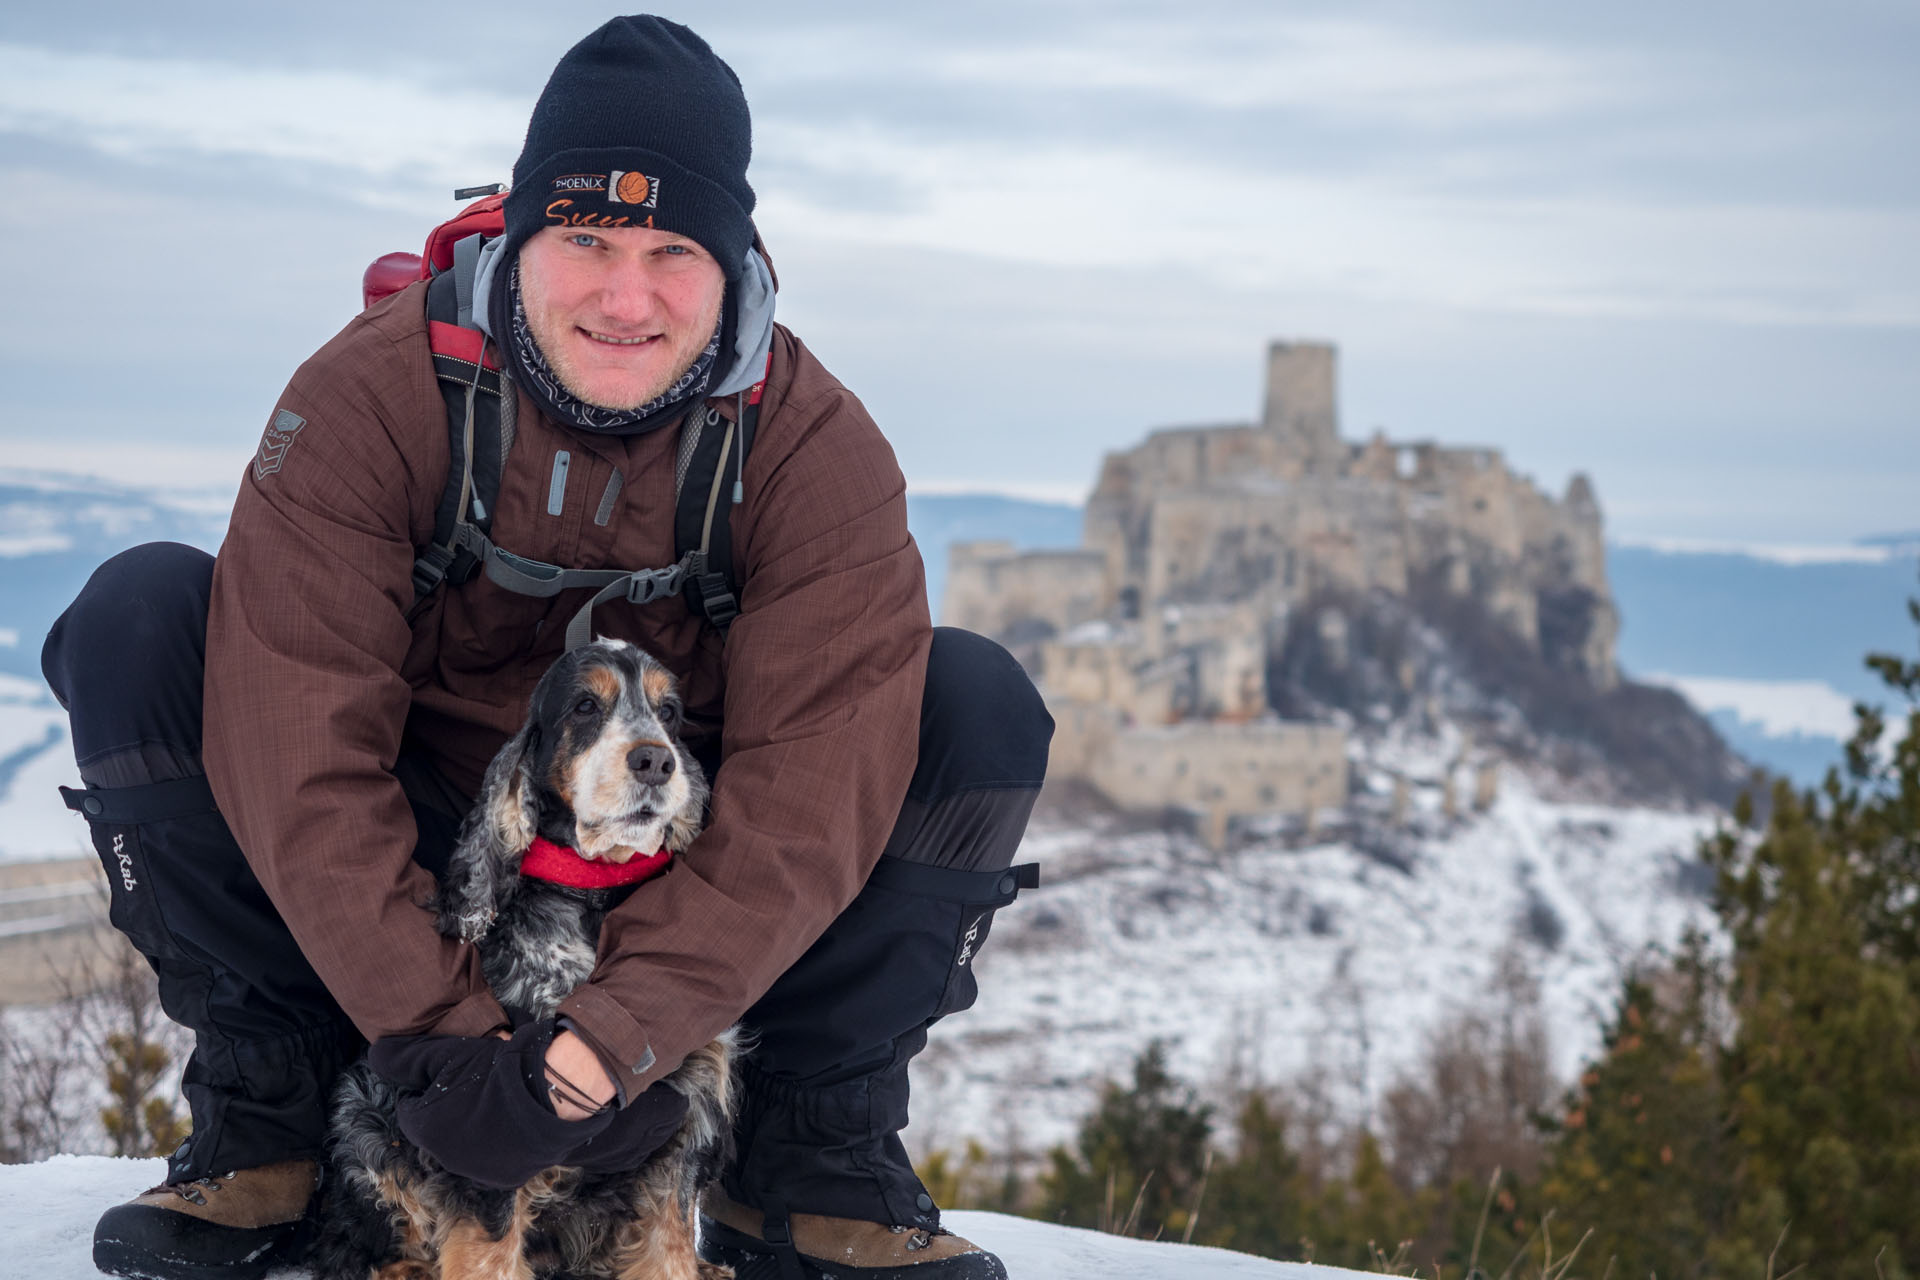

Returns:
159,1171,236,1207
889,1224,934,1251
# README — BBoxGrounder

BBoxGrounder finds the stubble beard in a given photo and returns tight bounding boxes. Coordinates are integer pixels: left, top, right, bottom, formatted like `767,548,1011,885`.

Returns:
526,285,724,413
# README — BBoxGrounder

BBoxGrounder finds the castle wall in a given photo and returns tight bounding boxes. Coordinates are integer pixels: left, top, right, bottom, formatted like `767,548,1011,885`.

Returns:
1136,484,1414,609
944,337,1623,818
942,542,1109,639
1051,702,1348,833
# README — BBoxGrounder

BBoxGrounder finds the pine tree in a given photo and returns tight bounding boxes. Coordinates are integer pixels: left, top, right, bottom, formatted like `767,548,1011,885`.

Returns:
90,938,189,1160
1035,1041,1214,1239
1292,1130,1428,1269
1537,949,1731,1280
100,1031,189,1159
1198,1091,1307,1259
1695,604,1920,1278
1707,779,1920,1277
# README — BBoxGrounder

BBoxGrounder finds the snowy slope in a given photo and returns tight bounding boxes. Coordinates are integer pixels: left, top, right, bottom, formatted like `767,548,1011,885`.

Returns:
913,732,1721,1160
1,475,1728,1166
0,672,85,864
3,1155,1318,1280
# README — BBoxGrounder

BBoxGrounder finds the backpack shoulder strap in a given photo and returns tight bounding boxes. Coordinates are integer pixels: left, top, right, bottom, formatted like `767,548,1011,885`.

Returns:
672,361,768,634
410,254,767,647
410,234,507,612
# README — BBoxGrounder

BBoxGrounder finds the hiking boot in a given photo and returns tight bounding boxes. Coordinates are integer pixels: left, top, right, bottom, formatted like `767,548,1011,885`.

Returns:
92,1159,319,1280
698,1190,1008,1279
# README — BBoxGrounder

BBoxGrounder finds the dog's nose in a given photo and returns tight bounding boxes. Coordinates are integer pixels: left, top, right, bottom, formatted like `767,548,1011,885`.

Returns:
627,743,676,786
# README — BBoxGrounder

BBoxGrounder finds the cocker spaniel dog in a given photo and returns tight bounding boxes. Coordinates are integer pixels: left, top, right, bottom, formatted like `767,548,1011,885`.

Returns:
312,639,736,1280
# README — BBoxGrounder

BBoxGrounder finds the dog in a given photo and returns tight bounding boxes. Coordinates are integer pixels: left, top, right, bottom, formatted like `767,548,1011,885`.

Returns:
312,638,736,1280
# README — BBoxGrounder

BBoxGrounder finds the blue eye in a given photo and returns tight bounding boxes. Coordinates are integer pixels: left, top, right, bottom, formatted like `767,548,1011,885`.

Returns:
568,233,599,248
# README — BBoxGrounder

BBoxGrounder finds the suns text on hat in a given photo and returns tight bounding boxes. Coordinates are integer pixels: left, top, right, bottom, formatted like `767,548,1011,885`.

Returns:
544,198,654,230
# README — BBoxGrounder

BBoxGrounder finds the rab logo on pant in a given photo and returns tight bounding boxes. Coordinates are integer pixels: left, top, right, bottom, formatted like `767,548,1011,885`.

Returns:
956,913,986,968
112,833,137,891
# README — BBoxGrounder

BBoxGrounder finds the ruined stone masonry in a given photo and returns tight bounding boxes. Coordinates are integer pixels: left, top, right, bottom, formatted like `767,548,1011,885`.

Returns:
944,340,1618,840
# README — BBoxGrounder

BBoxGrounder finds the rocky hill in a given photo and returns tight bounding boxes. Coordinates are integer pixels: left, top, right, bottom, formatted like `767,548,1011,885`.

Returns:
943,341,1748,829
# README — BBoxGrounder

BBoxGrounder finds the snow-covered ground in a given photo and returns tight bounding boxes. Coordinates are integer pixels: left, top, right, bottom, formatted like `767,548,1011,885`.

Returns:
3,694,1722,1163
1611,534,1899,566
5,1155,1318,1280
914,733,1721,1161
1647,673,1862,743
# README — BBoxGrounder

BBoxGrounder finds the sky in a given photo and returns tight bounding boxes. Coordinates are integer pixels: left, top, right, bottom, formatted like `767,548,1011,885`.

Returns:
1,0,1915,543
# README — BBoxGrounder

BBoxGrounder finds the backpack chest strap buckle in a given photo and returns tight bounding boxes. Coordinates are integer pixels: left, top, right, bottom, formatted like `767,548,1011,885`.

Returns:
622,563,687,605
561,555,700,651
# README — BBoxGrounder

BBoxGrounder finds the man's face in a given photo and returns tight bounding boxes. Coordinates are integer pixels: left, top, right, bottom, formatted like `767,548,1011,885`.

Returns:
517,225,727,411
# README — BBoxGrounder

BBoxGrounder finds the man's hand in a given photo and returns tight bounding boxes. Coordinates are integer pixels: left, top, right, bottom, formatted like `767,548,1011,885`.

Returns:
367,1021,689,1185
544,1030,618,1120
368,1019,614,1187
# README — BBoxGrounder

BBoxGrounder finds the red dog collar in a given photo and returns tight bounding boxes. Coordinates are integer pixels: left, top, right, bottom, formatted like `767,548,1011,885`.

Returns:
520,836,672,889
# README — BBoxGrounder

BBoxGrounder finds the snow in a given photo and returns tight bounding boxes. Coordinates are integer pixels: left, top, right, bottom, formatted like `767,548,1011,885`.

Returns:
0,676,85,865
1611,534,1899,566
0,1156,1319,1279
1651,673,1861,742
913,734,1720,1160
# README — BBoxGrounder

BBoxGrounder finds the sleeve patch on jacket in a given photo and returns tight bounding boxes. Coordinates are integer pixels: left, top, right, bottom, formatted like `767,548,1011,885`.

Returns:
252,409,308,480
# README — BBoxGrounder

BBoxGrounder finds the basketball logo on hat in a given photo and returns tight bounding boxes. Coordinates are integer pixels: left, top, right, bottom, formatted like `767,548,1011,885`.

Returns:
609,170,660,208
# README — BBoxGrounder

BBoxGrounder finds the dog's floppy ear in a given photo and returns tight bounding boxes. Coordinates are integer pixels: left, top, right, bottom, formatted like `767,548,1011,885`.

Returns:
436,722,539,944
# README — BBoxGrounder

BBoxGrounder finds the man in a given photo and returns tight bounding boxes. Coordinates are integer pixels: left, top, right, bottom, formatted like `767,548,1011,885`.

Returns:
44,16,1048,1280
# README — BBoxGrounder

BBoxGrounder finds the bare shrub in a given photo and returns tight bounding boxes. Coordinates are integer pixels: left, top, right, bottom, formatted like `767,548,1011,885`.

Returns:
0,929,188,1164
1381,947,1554,1196
0,991,91,1162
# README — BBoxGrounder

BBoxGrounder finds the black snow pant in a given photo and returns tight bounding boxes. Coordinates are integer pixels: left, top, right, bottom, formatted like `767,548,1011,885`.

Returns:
41,541,1050,1234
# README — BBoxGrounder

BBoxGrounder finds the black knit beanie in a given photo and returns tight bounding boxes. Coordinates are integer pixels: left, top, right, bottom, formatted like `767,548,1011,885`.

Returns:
503,16,755,280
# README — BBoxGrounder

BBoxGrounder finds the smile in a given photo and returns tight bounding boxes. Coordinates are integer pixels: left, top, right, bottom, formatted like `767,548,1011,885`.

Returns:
583,330,658,347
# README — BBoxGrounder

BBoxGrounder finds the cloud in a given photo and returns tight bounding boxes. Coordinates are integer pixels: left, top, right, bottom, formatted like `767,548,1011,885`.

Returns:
758,118,1919,327
4,35,1909,331
0,41,524,211
784,15,1632,126
1,11,1914,546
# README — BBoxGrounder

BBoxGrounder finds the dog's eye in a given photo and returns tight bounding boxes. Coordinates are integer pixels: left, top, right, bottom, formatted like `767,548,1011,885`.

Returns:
659,700,682,728
571,697,600,718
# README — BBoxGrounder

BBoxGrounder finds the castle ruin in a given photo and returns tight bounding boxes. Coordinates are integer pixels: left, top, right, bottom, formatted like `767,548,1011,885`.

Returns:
944,341,1617,840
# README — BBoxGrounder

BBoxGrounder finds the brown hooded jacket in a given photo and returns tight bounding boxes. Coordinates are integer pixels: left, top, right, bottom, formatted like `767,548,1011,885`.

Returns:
202,280,931,1090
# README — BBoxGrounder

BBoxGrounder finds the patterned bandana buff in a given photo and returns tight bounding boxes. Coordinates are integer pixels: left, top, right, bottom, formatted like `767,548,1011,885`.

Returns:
505,259,724,435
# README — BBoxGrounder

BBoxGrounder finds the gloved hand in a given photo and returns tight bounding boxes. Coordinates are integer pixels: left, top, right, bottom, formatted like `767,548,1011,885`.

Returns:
564,1079,691,1175
368,1018,614,1188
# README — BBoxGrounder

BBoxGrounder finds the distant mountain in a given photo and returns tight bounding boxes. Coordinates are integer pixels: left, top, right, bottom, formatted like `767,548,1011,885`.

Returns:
4,480,1912,825
1607,544,1919,702
1608,543,1920,785
905,494,1920,788
1858,531,1920,551
0,473,228,683
907,492,1084,616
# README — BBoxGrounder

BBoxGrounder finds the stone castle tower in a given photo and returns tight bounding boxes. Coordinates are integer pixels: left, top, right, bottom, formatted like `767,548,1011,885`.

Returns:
943,340,1618,839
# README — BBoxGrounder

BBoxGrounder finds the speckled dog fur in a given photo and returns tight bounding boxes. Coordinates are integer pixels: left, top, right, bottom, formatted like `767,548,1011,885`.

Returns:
311,639,736,1280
